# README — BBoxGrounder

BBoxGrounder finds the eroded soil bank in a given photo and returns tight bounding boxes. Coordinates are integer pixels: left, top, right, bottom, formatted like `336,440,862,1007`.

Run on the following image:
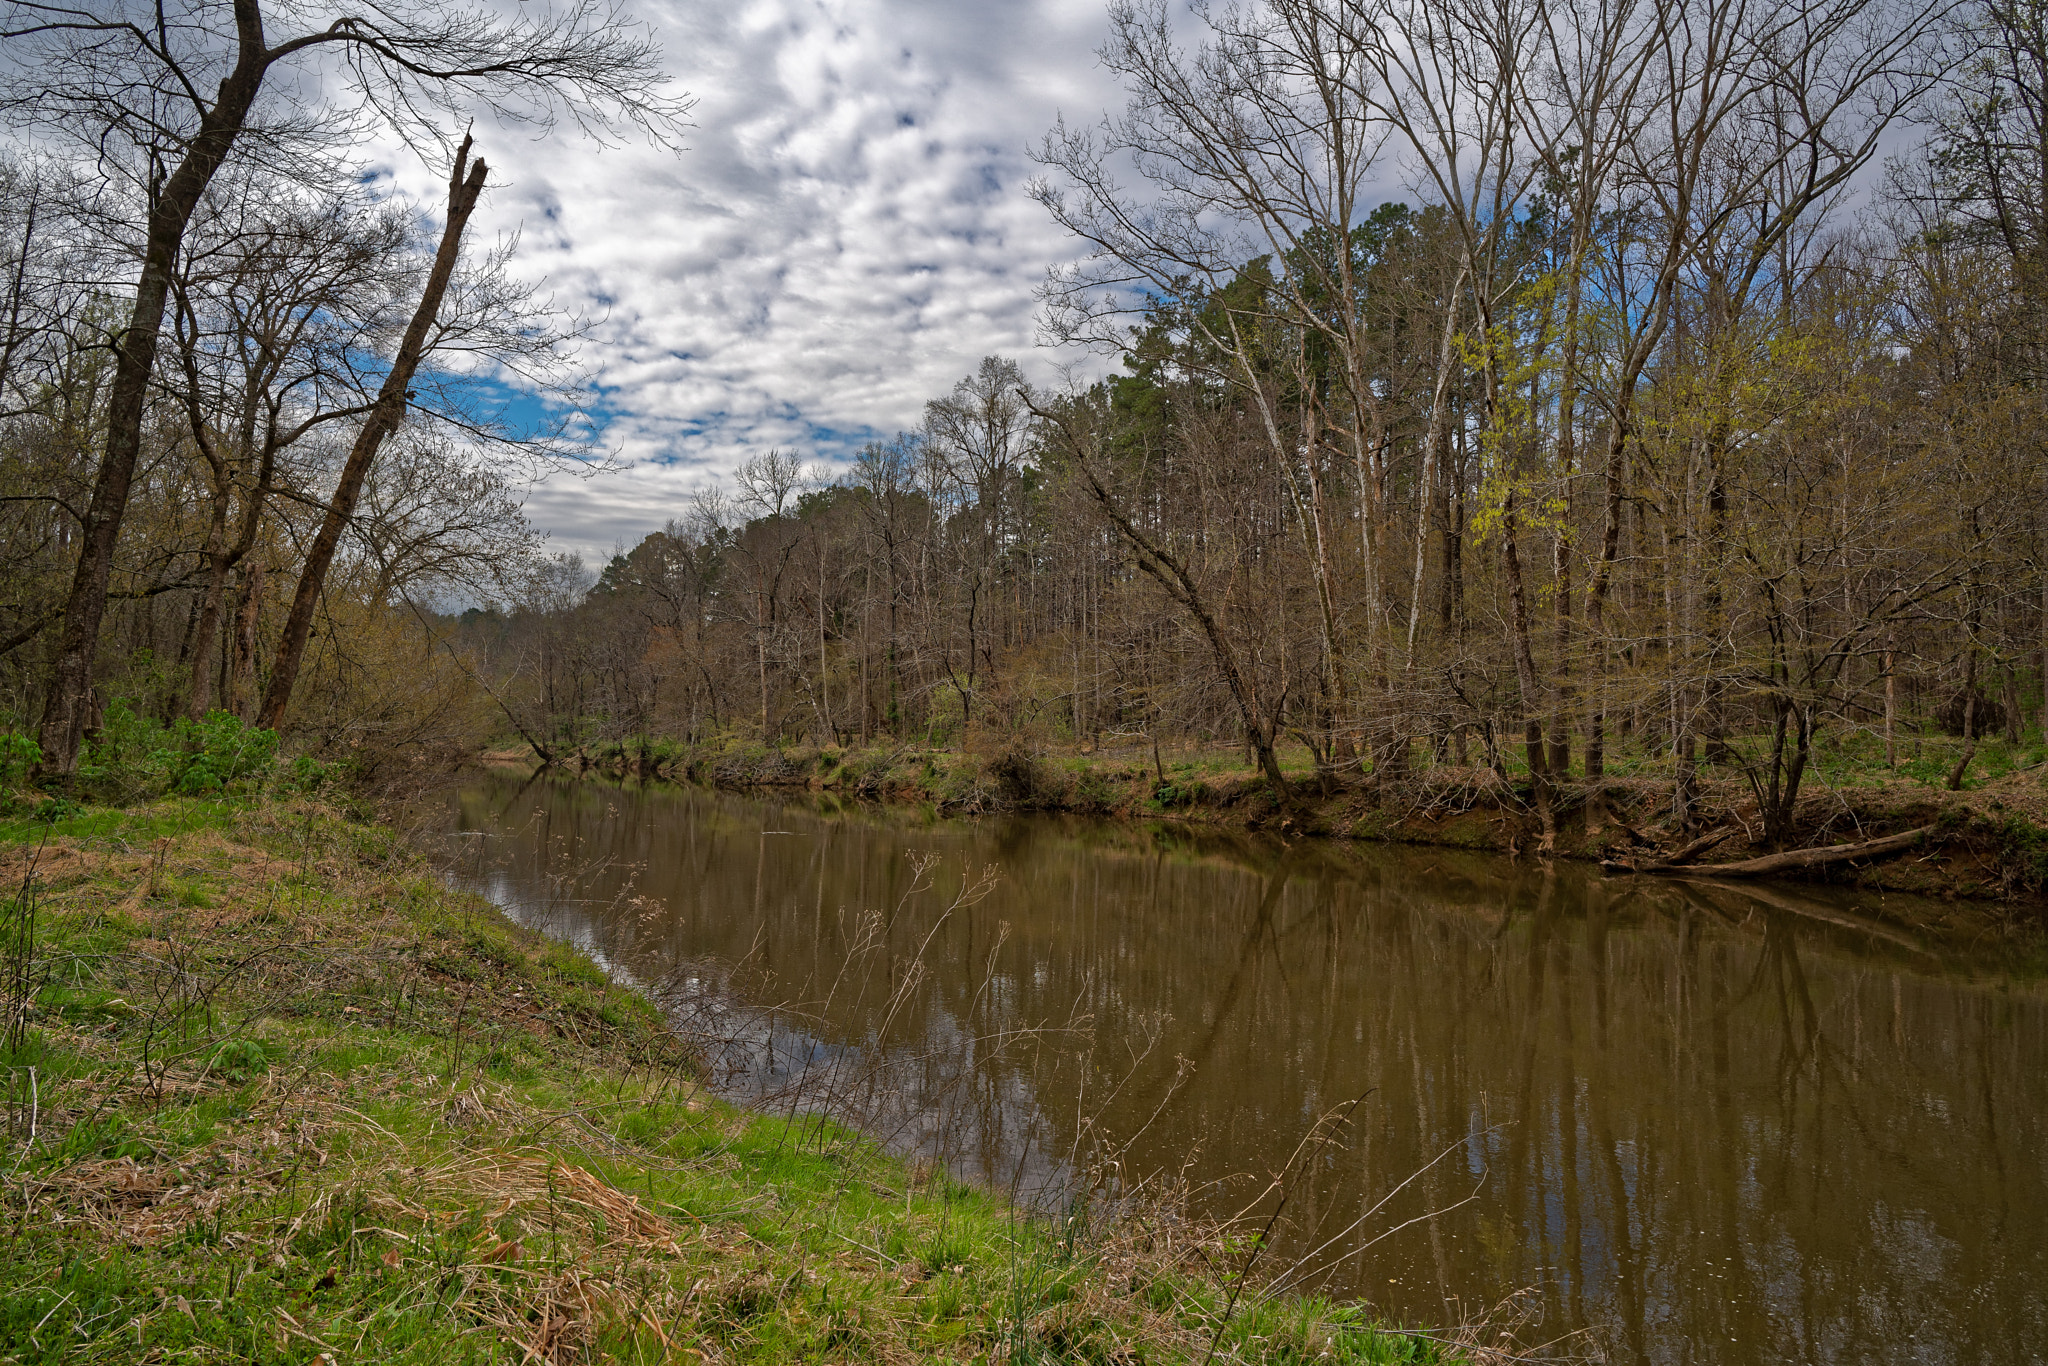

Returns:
536,737,2048,916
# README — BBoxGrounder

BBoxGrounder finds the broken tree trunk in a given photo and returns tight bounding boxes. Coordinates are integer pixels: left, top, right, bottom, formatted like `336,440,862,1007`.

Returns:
1658,823,1737,865
257,136,488,731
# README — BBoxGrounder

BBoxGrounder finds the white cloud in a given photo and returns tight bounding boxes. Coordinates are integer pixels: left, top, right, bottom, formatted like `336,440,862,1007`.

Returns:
377,0,1127,564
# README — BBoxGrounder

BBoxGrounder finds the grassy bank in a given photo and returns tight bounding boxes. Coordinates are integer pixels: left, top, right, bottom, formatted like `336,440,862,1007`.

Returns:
0,793,1457,1364
548,732,2048,907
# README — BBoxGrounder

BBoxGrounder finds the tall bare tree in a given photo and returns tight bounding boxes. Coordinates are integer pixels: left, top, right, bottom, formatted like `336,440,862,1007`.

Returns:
2,0,686,771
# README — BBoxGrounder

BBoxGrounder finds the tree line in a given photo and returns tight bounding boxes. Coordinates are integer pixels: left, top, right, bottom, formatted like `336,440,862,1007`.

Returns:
4,0,2045,842
471,0,2048,843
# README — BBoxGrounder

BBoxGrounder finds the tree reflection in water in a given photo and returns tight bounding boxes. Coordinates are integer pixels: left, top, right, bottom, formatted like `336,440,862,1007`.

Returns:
428,773,2048,1366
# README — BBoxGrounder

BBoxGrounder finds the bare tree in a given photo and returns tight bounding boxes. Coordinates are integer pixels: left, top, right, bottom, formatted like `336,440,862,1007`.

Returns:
1025,386,1299,797
1035,1,1402,768
163,166,406,717
2,0,688,771
924,357,1030,729
725,449,813,735
258,135,489,729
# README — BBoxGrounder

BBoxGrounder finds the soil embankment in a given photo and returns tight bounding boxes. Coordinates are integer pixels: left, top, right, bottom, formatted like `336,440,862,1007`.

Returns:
550,737,2048,913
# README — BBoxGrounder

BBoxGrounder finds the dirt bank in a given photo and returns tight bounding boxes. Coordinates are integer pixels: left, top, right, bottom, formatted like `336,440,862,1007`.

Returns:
548,737,2048,915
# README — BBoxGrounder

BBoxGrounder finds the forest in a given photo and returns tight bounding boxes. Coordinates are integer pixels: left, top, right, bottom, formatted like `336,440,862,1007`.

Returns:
3,0,2046,851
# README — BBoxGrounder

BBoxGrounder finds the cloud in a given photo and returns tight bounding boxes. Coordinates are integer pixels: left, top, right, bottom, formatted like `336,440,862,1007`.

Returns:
373,0,1125,564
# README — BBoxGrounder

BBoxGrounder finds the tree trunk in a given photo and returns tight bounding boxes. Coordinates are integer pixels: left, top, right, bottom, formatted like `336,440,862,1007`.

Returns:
1763,702,1814,847
887,537,902,735
816,552,831,743
1584,418,1630,780
1408,270,1466,680
187,436,277,719
1262,352,1351,766
1549,522,1574,779
1672,730,1698,833
1701,440,1732,766
1028,395,1291,801
185,527,233,721
38,1,271,772
1547,322,1575,782
1501,487,1555,848
1883,629,1897,767
757,612,770,737
1302,458,1353,764
1947,666,1978,792
228,562,264,720
257,138,488,731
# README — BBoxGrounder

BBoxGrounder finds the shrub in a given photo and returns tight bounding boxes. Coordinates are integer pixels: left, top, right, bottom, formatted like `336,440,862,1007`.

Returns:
987,748,1045,803
78,701,279,800
1147,778,1208,811
171,708,279,793
0,731,39,787
0,734,78,822
204,1038,270,1084
1998,816,2048,894
1071,769,1116,811
282,754,337,793
1934,688,2009,738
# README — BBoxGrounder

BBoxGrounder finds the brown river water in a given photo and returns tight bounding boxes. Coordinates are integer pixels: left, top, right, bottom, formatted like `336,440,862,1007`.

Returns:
426,769,2048,1364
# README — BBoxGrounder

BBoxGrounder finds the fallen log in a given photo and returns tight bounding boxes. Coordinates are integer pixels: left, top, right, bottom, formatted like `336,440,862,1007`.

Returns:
1600,823,1735,873
1665,823,1738,864
1621,824,1940,879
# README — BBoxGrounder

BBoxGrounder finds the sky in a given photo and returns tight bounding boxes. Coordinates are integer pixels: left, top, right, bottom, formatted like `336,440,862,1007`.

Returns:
372,0,1132,567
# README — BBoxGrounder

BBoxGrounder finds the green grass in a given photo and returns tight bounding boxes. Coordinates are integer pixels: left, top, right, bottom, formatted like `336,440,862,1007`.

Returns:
0,795,1453,1364
0,796,248,845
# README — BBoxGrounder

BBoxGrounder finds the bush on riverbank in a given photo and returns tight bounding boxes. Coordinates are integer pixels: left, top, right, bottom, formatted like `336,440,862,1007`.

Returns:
1,706,344,820
0,794,1460,1363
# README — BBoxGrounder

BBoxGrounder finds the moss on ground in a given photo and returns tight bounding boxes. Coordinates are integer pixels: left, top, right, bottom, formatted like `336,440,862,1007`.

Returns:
0,796,1452,1364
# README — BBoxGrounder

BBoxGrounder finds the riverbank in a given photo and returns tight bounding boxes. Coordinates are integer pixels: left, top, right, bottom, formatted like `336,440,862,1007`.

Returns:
546,735,2048,909
0,793,1461,1364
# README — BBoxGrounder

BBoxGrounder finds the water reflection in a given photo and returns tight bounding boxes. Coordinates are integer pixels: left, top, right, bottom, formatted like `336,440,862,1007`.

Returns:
427,771,2048,1365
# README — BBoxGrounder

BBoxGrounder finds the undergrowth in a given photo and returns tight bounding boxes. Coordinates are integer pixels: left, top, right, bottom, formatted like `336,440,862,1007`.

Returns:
0,795,1456,1364
3,700,338,820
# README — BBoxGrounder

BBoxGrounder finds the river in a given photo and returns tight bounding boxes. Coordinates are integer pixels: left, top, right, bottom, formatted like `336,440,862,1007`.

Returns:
426,769,2048,1364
